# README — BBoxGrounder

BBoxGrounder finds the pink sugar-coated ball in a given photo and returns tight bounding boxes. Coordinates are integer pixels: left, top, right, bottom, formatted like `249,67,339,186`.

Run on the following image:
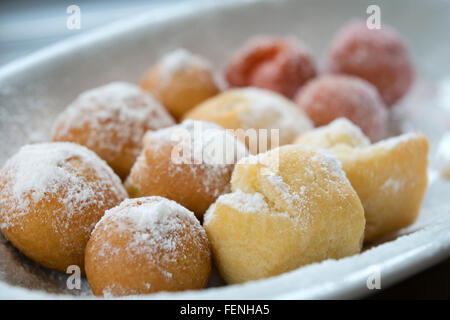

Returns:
225,36,317,99
294,75,389,142
325,20,414,107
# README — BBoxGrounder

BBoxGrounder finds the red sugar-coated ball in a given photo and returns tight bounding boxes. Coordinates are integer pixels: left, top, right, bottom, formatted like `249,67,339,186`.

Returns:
325,20,414,107
225,36,317,99
294,75,389,142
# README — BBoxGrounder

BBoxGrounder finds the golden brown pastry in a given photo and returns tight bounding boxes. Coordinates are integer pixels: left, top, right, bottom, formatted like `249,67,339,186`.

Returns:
52,82,175,179
85,196,211,297
184,87,313,153
0,142,127,273
125,120,248,219
141,49,220,120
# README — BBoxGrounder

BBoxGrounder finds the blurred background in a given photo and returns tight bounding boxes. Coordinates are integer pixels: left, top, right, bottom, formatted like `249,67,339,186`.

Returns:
0,0,188,65
0,0,449,299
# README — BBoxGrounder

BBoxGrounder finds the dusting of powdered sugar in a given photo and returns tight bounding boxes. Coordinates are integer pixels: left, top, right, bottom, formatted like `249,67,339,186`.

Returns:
203,190,270,226
148,119,248,165
92,196,208,294
218,145,352,229
310,148,349,183
381,178,404,193
203,203,217,226
297,117,371,148
158,48,212,84
238,87,313,145
376,132,419,150
142,119,248,197
266,172,305,209
217,190,269,213
235,149,274,169
52,82,174,164
269,148,350,219
0,142,127,229
96,196,202,241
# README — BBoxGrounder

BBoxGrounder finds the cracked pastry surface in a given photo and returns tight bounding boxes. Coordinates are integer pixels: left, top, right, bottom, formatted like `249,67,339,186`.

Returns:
295,118,429,242
204,144,365,284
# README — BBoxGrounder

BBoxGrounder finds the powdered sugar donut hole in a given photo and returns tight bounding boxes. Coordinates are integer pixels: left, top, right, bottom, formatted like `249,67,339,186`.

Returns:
125,120,248,219
141,49,220,120
326,20,414,106
184,87,313,153
52,82,175,180
225,36,317,99
294,75,389,142
85,196,211,297
0,142,127,273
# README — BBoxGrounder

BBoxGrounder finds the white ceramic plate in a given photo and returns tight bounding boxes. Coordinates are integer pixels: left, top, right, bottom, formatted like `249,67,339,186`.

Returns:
1,0,450,299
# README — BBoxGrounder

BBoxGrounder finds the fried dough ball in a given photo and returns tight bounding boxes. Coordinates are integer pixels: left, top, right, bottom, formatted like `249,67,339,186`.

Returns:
0,143,127,273
125,120,248,219
141,49,220,120
326,20,414,106
52,82,175,180
184,88,313,154
85,197,211,297
225,36,317,98
294,75,389,142
204,145,365,284
295,119,429,242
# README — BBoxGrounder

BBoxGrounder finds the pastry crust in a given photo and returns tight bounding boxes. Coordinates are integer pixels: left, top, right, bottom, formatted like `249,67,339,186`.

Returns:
0,143,127,273
184,87,313,153
52,82,174,179
204,145,365,284
85,197,211,296
125,120,248,219
294,118,370,148
296,119,429,242
141,49,220,120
